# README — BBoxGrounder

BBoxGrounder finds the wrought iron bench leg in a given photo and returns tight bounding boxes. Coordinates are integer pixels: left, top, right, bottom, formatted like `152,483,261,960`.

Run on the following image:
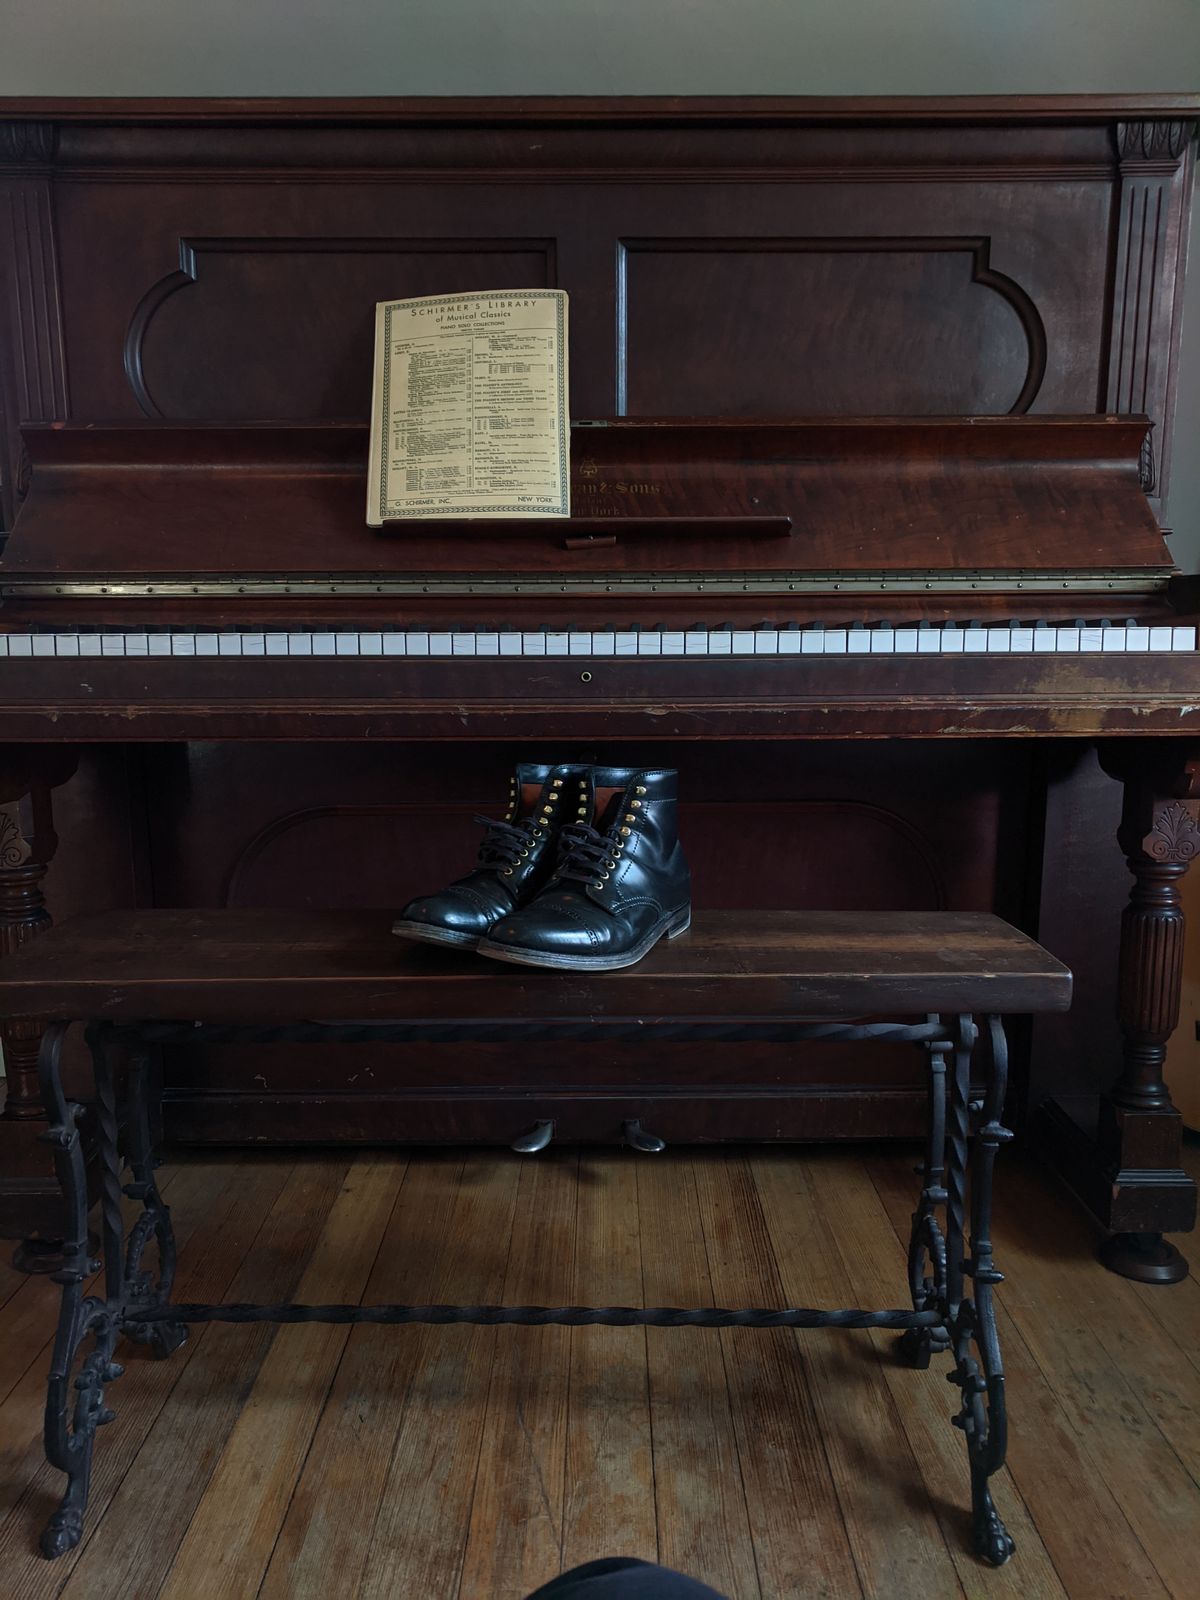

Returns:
898,1014,952,1368
945,1012,1015,1567
36,1023,185,1558
117,1043,187,1358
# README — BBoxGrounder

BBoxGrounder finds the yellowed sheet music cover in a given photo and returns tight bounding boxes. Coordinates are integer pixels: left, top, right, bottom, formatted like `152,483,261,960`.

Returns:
367,289,570,525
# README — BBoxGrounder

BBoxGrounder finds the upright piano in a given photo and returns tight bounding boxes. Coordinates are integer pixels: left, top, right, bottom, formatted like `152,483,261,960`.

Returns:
1,95,1197,1281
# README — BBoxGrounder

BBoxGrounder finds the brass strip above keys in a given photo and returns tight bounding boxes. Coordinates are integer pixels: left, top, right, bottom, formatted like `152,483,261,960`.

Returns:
0,569,1171,600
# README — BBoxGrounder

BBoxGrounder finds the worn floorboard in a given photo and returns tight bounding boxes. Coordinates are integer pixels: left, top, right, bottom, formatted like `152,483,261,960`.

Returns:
1,1144,1198,1600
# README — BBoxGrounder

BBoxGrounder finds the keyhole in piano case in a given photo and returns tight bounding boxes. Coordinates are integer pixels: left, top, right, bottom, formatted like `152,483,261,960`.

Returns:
579,670,593,683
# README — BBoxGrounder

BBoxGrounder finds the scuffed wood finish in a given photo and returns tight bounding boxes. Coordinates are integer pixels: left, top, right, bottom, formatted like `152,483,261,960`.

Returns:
5,1143,1200,1597
0,906,1072,1025
0,416,1169,583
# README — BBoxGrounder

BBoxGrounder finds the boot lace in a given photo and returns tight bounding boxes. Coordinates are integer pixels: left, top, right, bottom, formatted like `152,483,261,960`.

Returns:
474,815,540,871
554,822,614,887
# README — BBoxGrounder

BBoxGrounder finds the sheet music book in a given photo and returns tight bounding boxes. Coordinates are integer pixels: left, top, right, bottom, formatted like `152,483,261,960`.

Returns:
367,289,570,526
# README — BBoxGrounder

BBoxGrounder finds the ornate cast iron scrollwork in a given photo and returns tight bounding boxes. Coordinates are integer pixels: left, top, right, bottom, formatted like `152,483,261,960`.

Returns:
33,1011,1015,1564
36,1024,185,1557
899,1013,1014,1565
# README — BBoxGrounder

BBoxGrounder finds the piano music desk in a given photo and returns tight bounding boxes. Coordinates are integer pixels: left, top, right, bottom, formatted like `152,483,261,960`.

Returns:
0,906,1071,1566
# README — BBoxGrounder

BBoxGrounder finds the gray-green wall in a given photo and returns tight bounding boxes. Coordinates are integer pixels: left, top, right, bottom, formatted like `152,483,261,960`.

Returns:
3,0,1198,563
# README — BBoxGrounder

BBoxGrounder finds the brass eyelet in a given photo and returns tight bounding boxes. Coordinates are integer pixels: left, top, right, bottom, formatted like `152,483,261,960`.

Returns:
631,799,642,809
543,805,553,814
600,871,610,881
552,778,563,788
501,867,513,876
624,813,636,823
519,849,529,859
635,785,647,795
620,826,632,836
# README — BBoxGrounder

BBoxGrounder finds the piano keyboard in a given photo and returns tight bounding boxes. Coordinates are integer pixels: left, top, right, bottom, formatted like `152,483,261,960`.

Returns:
0,623,1196,659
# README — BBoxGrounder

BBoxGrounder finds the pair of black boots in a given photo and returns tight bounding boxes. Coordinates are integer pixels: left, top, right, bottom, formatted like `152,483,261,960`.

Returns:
392,763,691,971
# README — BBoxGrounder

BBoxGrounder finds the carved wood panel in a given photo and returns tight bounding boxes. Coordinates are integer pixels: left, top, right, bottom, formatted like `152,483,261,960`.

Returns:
620,237,1045,416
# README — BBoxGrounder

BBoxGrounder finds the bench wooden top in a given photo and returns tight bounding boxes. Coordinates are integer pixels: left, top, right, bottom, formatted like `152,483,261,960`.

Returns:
0,909,1071,1023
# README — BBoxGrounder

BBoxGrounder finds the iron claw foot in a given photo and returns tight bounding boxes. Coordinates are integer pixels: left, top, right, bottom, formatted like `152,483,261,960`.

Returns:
40,1507,84,1560
972,1488,1015,1566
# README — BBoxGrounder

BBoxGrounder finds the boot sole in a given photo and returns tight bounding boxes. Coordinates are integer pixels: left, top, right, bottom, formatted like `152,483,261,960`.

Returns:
391,919,482,950
476,907,691,971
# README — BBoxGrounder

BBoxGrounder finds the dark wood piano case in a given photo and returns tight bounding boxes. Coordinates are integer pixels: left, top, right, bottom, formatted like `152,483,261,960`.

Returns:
1,97,1197,1263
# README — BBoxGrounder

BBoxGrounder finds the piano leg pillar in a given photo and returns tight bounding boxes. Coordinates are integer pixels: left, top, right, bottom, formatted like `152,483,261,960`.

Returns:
1086,749,1200,1280
0,756,77,1270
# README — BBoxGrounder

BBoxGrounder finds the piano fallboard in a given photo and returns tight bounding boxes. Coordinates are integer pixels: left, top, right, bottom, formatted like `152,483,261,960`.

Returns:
2,650,1200,740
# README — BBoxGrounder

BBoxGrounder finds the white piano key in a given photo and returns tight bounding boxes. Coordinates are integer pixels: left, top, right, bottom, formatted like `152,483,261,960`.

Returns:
731,631,756,654
637,633,662,654
406,632,430,656
381,633,405,656
1126,626,1150,652
523,632,546,655
1101,626,1127,652
986,628,1012,653
172,634,195,656
498,633,523,656
80,635,102,657
310,633,336,656
1173,626,1197,651
334,633,359,655
848,630,871,654
1033,627,1057,653
147,634,172,656
101,635,125,656
216,634,241,656
195,635,219,657
963,629,987,653
568,632,593,654
1079,627,1104,652
941,630,965,653
1009,627,1035,652
428,632,454,655
753,630,779,653
265,633,288,656
287,633,313,656
591,632,616,656
0,635,8,656
800,630,825,654
359,632,384,655
475,633,499,656
778,630,802,654
917,629,941,654
868,628,895,654
707,631,732,654
545,631,569,655
450,632,475,655
54,635,80,657
1055,627,1080,652
684,631,708,654
824,629,848,654
123,633,149,656
894,628,919,653
32,635,56,657
661,632,685,655
242,634,266,656
614,632,638,655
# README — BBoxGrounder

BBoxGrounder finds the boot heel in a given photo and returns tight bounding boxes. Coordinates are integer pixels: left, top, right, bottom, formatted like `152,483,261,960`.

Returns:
668,907,692,938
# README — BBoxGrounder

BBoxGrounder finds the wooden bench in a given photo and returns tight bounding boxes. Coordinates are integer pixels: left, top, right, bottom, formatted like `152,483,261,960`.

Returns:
0,908,1071,1568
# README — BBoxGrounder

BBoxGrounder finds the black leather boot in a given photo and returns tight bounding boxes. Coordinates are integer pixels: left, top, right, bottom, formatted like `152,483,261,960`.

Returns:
477,766,690,970
392,762,590,949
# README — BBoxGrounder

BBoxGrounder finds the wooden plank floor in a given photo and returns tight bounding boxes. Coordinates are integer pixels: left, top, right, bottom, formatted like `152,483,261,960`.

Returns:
2,1141,1199,1599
